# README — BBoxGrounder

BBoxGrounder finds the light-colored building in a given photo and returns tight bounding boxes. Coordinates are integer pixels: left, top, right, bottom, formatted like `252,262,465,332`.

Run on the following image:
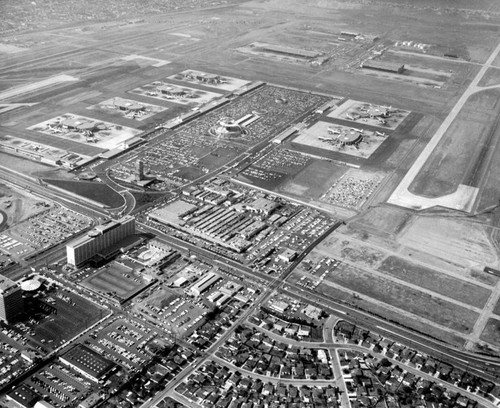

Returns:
0,275,23,324
188,272,221,297
66,216,135,267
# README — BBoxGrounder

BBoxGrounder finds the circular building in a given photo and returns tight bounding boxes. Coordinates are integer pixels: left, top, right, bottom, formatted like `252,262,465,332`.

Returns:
338,131,362,146
210,118,248,139
20,279,42,292
157,85,187,98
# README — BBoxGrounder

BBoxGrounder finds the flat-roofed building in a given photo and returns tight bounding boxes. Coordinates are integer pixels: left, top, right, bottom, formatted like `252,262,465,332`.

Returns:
60,344,116,383
6,384,39,408
0,274,23,324
361,59,405,74
188,272,221,297
66,216,135,267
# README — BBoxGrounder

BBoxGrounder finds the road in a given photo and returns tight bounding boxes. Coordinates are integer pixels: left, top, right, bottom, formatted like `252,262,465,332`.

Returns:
281,286,500,381
141,211,342,408
139,216,500,381
388,39,500,211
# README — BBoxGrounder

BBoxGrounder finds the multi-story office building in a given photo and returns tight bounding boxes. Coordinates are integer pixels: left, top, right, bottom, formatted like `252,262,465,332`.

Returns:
66,215,135,267
0,275,23,324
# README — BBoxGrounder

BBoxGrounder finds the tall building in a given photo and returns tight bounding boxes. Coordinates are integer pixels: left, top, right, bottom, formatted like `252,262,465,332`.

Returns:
66,215,135,268
0,275,24,324
135,160,144,182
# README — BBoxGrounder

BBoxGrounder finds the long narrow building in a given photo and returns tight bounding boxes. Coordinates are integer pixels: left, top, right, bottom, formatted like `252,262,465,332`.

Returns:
66,215,135,268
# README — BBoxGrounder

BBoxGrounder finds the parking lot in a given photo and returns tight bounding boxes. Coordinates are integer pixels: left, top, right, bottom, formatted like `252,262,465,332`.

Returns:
25,362,90,407
8,208,92,255
86,318,158,371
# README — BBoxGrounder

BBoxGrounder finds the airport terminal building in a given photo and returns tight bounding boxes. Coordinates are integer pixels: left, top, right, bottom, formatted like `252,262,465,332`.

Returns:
66,216,135,268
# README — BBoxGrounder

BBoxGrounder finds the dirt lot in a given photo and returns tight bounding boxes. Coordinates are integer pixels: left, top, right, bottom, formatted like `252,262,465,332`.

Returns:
480,318,500,347
287,270,466,347
378,256,492,308
398,216,499,270
494,299,500,316
316,235,386,269
348,205,413,237
324,263,478,334
0,183,51,227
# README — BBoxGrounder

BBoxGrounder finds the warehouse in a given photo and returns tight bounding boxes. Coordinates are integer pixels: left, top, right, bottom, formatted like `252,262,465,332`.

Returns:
60,344,116,383
188,272,221,297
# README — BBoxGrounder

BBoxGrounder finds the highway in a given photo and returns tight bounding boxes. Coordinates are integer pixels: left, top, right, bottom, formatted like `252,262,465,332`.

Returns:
0,124,498,405
139,216,500,384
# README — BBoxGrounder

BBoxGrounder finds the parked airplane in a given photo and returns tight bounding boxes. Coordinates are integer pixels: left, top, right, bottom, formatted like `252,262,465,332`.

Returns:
327,127,341,135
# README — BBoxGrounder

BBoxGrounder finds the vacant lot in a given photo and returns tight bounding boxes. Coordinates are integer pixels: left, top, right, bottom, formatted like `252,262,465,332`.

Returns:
288,271,466,347
348,205,413,237
325,263,478,334
378,256,491,308
480,318,500,347
494,298,500,316
398,216,498,270
316,236,386,269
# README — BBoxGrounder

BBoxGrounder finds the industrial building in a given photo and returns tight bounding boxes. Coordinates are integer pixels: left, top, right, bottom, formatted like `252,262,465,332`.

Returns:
60,344,116,383
6,384,39,408
188,272,221,297
66,215,136,267
361,60,405,74
0,275,24,324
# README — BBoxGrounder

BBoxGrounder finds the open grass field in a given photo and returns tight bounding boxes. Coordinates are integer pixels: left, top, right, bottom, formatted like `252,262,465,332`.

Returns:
409,88,500,198
471,117,500,213
477,67,500,87
324,263,478,334
377,256,491,309
44,179,124,208
82,262,150,300
480,318,500,347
